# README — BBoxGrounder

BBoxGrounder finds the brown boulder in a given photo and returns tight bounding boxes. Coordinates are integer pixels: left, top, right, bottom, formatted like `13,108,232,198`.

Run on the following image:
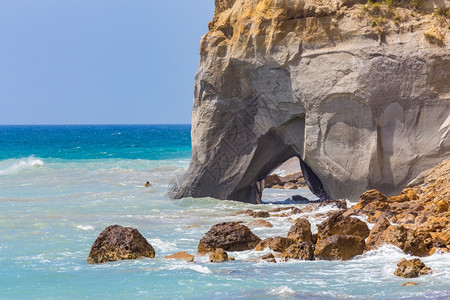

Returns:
287,218,312,243
198,222,261,254
248,219,273,228
87,225,155,264
355,189,388,210
317,212,370,240
394,258,432,278
264,174,282,188
314,235,365,260
281,242,315,261
248,211,270,218
164,251,194,262
436,199,448,213
209,248,234,263
260,253,277,263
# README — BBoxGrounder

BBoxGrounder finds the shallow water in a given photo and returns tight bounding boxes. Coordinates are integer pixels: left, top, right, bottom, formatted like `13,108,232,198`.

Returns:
0,126,448,299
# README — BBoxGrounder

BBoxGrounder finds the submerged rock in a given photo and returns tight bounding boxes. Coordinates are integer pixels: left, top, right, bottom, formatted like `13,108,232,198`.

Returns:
198,222,261,254
394,258,432,278
87,225,155,264
164,251,195,263
260,253,277,263
314,235,365,260
248,219,273,228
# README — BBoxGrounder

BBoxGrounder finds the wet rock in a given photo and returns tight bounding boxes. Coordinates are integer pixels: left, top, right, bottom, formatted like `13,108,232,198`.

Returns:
144,181,152,187
281,242,315,261
248,211,270,218
260,253,277,263
209,248,234,263
248,219,273,228
376,225,432,257
287,218,312,243
198,222,261,254
314,235,365,260
164,251,194,262
394,258,432,278
401,282,419,286
366,217,391,249
87,225,155,264
317,212,370,240
232,209,253,216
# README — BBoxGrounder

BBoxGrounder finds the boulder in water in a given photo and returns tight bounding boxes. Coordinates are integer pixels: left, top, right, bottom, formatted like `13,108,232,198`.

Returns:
314,235,365,260
394,258,431,278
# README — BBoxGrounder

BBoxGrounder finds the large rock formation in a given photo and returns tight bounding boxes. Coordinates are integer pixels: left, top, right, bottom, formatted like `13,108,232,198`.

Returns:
172,0,450,203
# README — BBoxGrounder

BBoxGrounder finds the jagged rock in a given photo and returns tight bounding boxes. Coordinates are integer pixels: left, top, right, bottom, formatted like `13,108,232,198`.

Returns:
374,225,432,257
198,222,261,254
314,235,365,260
87,225,155,264
354,190,388,210
287,218,312,243
209,248,234,263
171,0,450,204
260,253,277,263
164,251,195,263
317,212,370,240
248,219,273,228
436,199,448,213
394,258,432,278
281,242,315,261
366,216,391,249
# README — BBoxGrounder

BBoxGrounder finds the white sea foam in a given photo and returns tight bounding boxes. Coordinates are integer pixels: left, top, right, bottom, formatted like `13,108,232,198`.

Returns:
188,265,212,274
148,239,177,253
0,157,44,175
268,286,296,297
76,225,94,231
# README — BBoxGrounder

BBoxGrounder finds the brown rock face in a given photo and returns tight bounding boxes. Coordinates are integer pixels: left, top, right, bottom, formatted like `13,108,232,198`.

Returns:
287,218,313,242
198,222,261,254
317,212,370,240
87,225,155,264
282,242,315,261
314,235,365,260
366,217,391,249
164,251,195,262
376,225,432,257
260,253,277,263
209,248,234,263
355,189,388,209
255,237,296,253
394,258,432,278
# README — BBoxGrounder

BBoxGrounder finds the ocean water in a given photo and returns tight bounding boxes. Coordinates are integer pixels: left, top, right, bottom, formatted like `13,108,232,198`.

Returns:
0,125,449,299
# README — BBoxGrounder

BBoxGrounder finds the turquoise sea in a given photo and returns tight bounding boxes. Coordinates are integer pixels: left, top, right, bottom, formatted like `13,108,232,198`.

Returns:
0,125,449,299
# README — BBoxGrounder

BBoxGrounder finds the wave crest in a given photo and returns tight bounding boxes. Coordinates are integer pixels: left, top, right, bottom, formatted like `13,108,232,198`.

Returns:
0,156,44,175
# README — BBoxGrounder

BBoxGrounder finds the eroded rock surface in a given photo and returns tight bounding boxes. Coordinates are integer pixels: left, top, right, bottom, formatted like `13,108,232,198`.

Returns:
198,222,261,253
87,225,155,264
394,258,432,278
172,0,450,204
314,235,365,260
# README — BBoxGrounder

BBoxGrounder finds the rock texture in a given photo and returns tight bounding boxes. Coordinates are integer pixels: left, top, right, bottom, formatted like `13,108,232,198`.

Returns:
314,235,365,260
171,0,450,204
394,258,432,278
209,248,235,262
198,222,261,253
87,225,155,264
282,242,315,261
287,218,313,242
164,251,195,262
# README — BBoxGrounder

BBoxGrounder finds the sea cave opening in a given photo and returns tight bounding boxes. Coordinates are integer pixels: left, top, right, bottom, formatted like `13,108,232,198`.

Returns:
260,156,331,204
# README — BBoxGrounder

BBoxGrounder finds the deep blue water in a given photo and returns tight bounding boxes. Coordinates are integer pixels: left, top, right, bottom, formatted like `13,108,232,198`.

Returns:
0,124,191,160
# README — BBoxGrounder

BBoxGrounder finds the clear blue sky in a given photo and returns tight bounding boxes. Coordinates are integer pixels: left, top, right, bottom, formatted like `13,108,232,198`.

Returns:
0,1,215,125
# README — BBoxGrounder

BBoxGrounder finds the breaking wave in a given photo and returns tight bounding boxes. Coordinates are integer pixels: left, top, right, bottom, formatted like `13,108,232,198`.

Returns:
0,156,44,175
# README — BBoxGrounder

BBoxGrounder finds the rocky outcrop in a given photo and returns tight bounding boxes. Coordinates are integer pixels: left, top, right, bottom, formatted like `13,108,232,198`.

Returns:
316,212,370,240
286,218,313,242
282,242,315,261
198,222,261,253
171,0,450,204
394,258,432,278
248,219,274,228
260,252,277,263
255,236,296,253
87,225,155,264
264,172,307,189
314,235,365,260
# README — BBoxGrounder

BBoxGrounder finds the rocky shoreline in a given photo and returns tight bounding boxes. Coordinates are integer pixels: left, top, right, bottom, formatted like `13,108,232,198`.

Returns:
88,158,449,279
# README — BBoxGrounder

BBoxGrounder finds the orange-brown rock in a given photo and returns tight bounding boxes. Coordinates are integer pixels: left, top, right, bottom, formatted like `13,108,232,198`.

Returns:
281,242,315,261
248,211,270,218
198,222,261,254
394,258,431,278
164,251,195,262
436,199,448,213
389,188,419,203
87,225,155,264
248,219,273,228
317,212,370,240
355,189,388,210
314,235,365,261
260,252,277,263
287,218,312,243
209,248,234,263
366,216,391,249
